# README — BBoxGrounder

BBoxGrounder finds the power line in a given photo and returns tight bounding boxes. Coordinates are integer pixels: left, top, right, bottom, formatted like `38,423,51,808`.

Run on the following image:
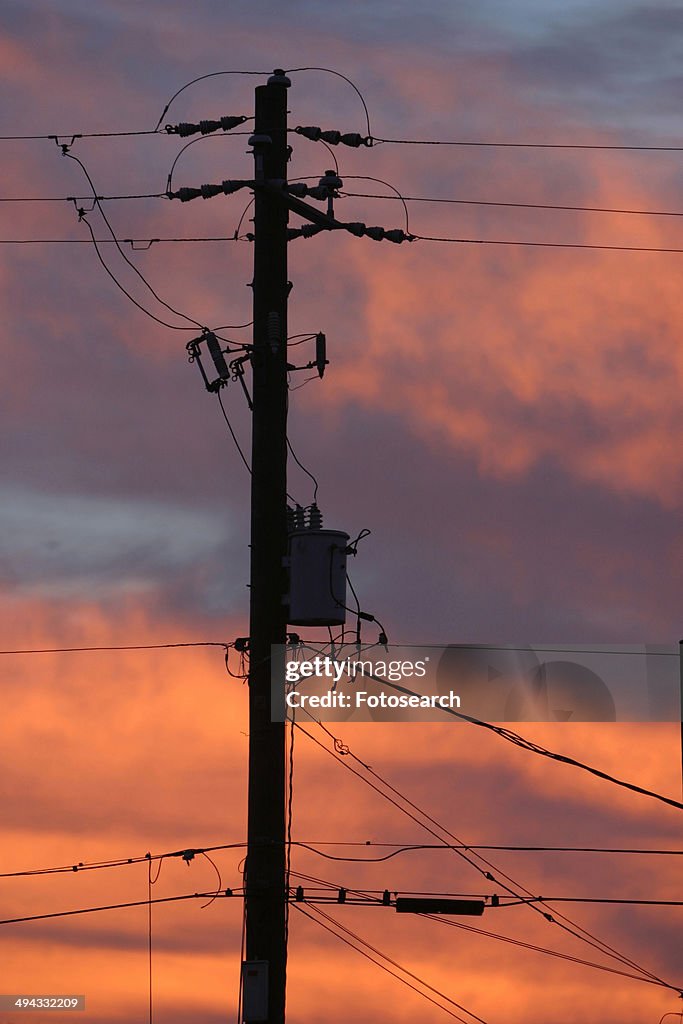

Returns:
0,193,166,203
342,190,683,220
0,842,250,880
0,641,229,657
11,231,683,255
294,719,678,991
284,67,372,137
217,391,252,475
288,868,678,992
372,135,683,153
65,150,203,330
164,131,254,194
5,838,676,883
338,666,683,812
0,236,245,245
413,234,683,254
286,436,320,504
0,130,161,142
292,841,683,862
77,214,198,330
290,902,486,1024
0,890,242,927
289,886,683,908
154,71,270,132
424,914,676,988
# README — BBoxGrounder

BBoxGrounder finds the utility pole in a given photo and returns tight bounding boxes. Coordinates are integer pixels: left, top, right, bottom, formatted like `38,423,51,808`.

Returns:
243,71,290,1024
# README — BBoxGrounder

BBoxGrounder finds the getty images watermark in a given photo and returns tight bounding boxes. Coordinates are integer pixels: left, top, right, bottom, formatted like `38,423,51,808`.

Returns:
271,644,681,723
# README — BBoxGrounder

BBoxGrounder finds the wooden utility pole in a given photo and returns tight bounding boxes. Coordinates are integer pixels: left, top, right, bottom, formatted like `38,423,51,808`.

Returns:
244,70,290,1024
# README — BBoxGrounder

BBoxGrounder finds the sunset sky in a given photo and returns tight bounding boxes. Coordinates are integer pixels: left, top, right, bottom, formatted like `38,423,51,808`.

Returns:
1,2,682,1022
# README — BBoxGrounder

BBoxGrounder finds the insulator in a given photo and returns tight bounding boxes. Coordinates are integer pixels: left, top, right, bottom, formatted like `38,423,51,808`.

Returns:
174,122,198,138
315,332,327,378
320,130,342,145
319,170,343,191
307,503,323,531
344,222,366,237
338,888,347,903
306,185,328,201
221,179,247,195
248,133,272,147
293,504,306,531
199,119,219,135
200,183,223,199
287,224,326,241
295,125,322,141
295,885,304,901
364,226,385,241
339,132,365,148
286,506,296,534
287,183,308,197
220,115,246,131
172,187,202,202
206,332,229,380
383,228,411,244
268,69,291,86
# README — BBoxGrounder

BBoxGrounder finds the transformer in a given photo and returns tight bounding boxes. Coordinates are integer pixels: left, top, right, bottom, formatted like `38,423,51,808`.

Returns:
287,527,349,626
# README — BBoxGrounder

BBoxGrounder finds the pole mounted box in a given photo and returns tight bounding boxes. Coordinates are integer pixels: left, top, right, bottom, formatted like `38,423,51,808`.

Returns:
241,960,268,1021
287,529,349,626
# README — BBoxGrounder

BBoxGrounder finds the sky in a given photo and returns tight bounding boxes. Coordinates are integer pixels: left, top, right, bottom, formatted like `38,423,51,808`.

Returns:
0,1,682,1022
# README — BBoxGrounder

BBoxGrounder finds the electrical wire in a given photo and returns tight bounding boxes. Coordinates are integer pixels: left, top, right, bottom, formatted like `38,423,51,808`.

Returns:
1,838,678,884
147,855,159,1024
11,231,683,254
64,151,204,329
0,236,247,245
0,192,167,203
317,139,339,175
0,842,247,880
154,72,270,132
285,68,372,137
340,190,683,220
287,333,318,347
284,710,296,977
286,868,682,990
341,177,411,232
372,135,683,152
286,436,319,503
233,197,255,239
164,129,253,194
0,641,229,656
76,215,197,330
290,902,483,1024
412,233,683,254
338,666,683,813
304,717,677,987
288,885,683,908
293,719,678,991
0,891,242,927
199,852,223,909
292,841,682,858
424,914,676,987
216,391,252,475
0,130,161,142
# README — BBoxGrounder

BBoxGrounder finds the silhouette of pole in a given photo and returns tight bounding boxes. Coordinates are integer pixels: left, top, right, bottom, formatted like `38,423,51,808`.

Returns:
244,71,290,1023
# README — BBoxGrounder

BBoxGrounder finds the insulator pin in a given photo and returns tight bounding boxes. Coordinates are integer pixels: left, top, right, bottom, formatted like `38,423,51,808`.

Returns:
307,503,323,530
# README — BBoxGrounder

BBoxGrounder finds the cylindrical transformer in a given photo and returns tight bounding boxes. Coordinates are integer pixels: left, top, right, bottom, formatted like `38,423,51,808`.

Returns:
287,529,349,626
